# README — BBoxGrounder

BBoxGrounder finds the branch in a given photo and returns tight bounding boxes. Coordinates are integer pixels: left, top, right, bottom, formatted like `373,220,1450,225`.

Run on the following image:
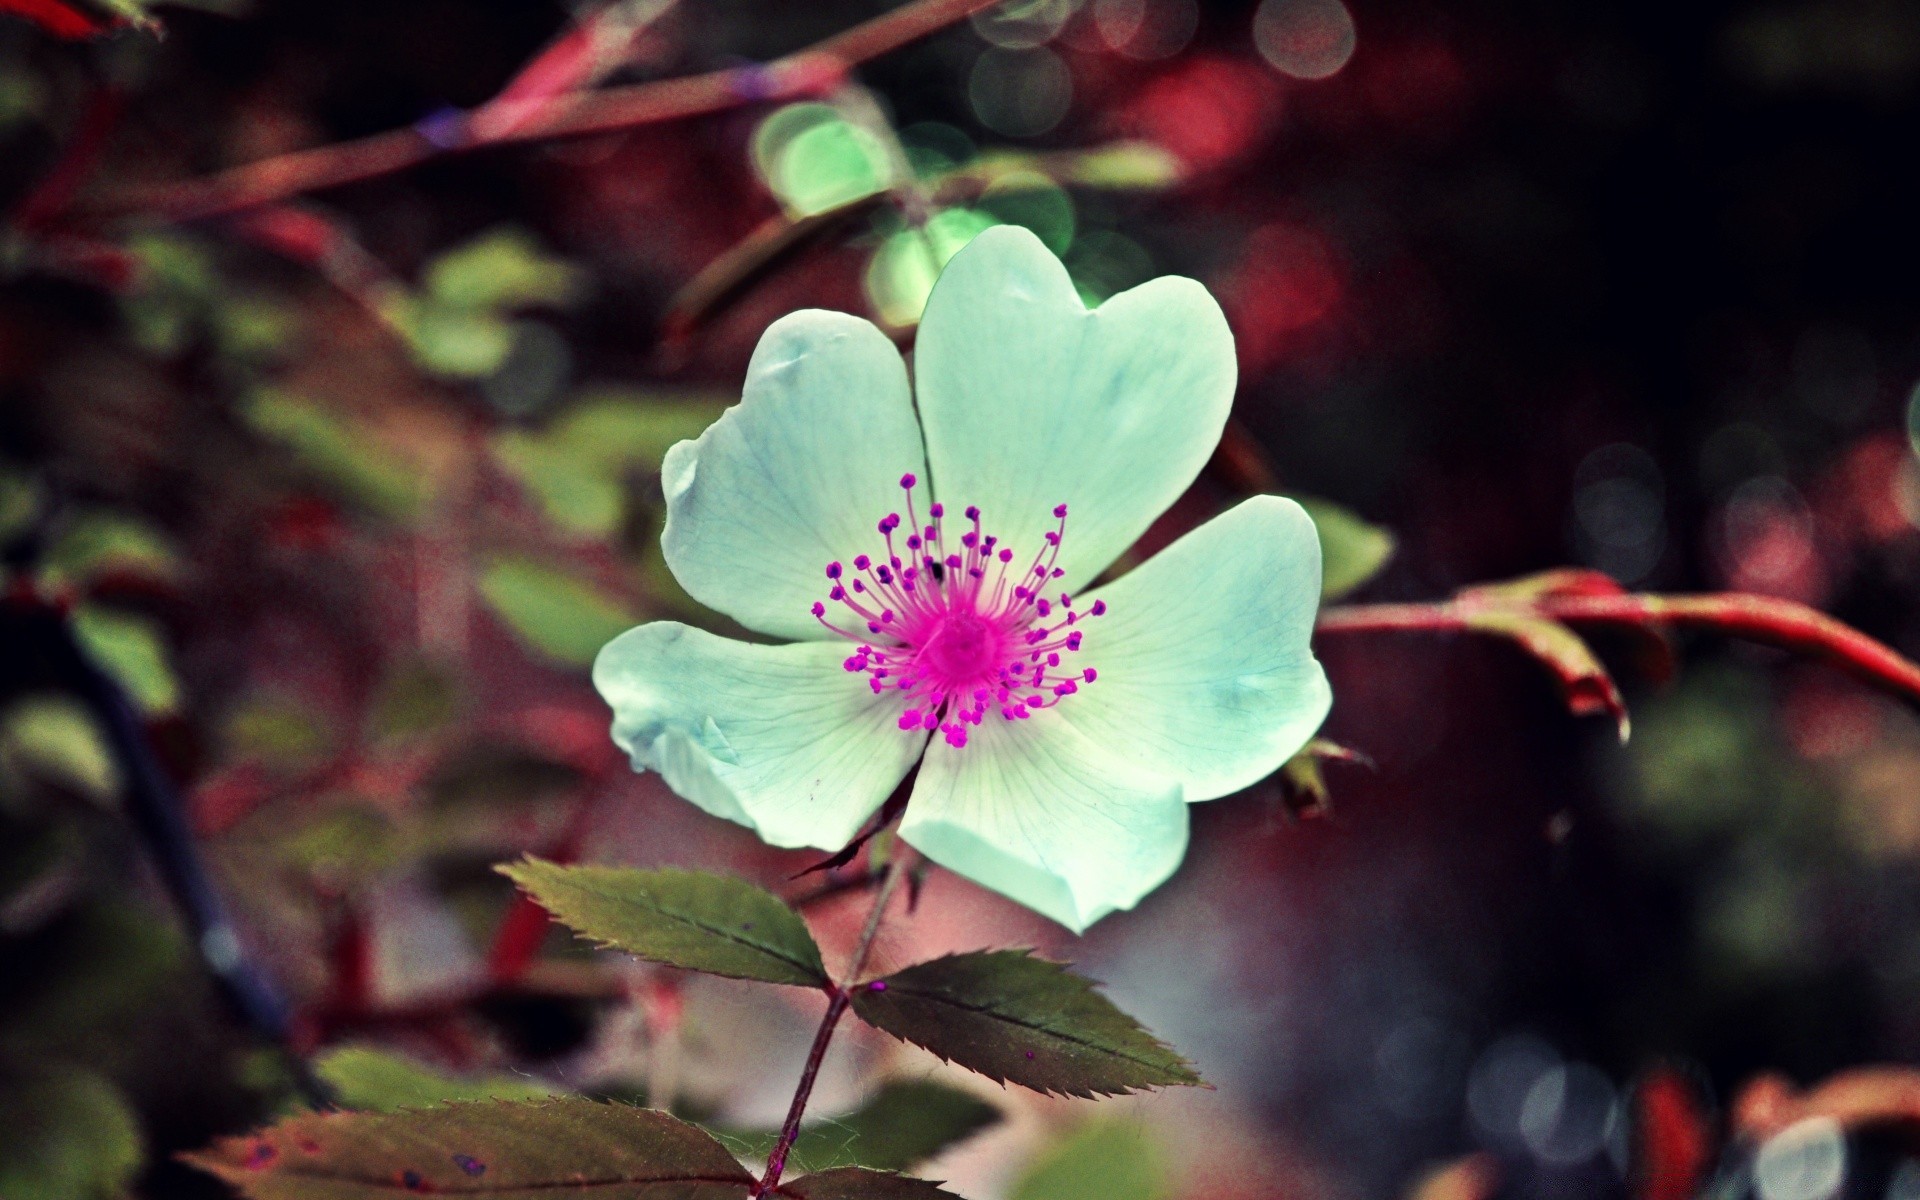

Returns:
1317,572,1920,737
91,0,1005,224
752,849,912,1198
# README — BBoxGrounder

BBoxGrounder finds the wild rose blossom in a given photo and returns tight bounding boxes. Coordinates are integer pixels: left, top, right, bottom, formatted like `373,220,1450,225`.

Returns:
594,227,1331,931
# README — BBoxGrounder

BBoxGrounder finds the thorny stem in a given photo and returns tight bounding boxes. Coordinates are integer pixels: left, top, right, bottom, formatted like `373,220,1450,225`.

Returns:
89,0,1007,224
752,849,913,1198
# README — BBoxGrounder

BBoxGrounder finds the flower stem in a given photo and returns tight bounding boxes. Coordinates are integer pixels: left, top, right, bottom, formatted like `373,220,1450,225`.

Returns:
752,849,912,1197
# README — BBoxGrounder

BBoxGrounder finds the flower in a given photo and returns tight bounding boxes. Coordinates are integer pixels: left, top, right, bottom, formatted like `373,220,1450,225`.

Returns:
593,227,1331,931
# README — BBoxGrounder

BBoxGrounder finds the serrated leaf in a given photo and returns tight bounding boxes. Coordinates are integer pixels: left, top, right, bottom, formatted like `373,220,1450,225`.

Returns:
182,1098,756,1198
850,951,1200,1098
778,1166,955,1198
716,1080,999,1173
477,556,640,666
1297,497,1395,600
315,1044,557,1111
500,859,828,987
1010,1121,1167,1200
0,1066,144,1200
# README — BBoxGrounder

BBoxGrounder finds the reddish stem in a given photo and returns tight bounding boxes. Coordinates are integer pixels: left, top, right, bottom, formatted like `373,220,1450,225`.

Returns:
1317,591,1920,704
91,0,1005,224
752,850,911,1198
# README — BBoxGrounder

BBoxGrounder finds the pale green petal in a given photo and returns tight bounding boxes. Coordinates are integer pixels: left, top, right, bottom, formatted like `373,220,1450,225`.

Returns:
900,717,1189,933
1060,495,1332,801
662,310,925,642
594,622,926,850
913,225,1236,593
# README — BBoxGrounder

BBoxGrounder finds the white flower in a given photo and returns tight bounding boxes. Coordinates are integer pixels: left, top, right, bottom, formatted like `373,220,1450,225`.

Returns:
594,227,1331,931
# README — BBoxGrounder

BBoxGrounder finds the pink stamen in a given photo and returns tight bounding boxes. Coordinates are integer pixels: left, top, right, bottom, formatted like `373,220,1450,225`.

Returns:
812,478,1104,746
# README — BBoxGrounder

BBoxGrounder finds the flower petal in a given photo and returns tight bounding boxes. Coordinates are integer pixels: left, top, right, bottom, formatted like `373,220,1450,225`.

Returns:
1062,495,1332,801
913,225,1236,592
594,622,926,850
662,310,926,642
900,717,1189,933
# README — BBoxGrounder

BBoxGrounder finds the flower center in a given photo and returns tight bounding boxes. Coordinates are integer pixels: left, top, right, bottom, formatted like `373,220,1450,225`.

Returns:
810,473,1105,748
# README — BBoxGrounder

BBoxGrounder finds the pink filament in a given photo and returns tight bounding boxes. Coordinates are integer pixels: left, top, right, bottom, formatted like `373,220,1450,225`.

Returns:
810,475,1104,748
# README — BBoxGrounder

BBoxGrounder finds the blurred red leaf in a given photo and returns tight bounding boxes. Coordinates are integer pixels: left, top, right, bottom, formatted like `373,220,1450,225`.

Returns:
1632,1067,1713,1200
1,0,116,38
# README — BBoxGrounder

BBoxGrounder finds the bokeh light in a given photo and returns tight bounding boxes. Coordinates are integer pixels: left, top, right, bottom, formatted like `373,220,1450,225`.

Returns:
1753,1118,1846,1200
969,47,1075,137
863,208,1000,327
1253,0,1358,81
1091,0,1199,60
970,0,1077,50
750,103,894,217
1571,442,1667,584
1516,1062,1619,1165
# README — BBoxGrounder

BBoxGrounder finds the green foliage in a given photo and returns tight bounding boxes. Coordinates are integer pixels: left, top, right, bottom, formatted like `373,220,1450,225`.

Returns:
754,104,897,218
1,697,119,801
0,1066,144,1200
390,228,582,380
366,658,466,743
716,1080,999,1173
242,388,426,518
185,1099,754,1197
1296,497,1395,600
477,556,641,666
72,604,178,714
850,951,1201,1098
865,209,1000,327
45,512,179,587
490,391,728,538
315,1045,558,1111
426,229,584,313
1050,142,1183,191
1009,1121,1167,1200
183,1099,947,1198
500,859,829,987
121,233,292,361
223,697,331,768
777,1168,956,1198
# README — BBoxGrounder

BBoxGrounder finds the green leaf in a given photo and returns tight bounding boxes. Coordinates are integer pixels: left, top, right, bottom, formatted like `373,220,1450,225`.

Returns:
0,1066,144,1200
716,1080,999,1173
1010,1121,1167,1200
242,388,425,518
477,556,640,666
499,859,828,987
1053,142,1184,191
72,605,178,714
864,208,1000,327
489,392,726,538
315,1044,558,1111
388,297,518,378
850,951,1201,1098
46,512,178,586
182,1098,756,1198
1,697,119,800
779,1167,956,1198
426,227,584,313
1296,497,1395,600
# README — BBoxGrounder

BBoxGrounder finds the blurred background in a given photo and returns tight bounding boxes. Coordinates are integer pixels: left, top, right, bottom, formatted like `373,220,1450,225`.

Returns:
5,0,1920,1197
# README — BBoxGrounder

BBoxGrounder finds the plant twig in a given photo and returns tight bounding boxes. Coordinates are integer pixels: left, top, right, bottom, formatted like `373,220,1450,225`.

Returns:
1317,590,1920,704
752,848,912,1197
93,0,1005,224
